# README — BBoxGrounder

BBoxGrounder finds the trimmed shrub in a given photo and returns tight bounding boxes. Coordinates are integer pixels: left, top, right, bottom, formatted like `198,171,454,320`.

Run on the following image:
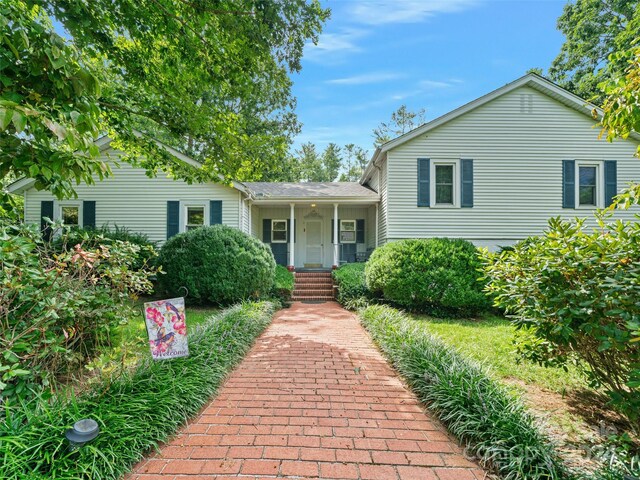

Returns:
273,265,294,303
0,302,275,480
366,238,489,316
157,225,276,305
333,263,371,306
52,225,158,270
360,304,567,480
0,223,158,401
483,212,640,428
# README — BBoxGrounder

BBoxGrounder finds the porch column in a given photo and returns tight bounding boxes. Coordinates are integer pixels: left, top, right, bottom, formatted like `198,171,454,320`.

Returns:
375,203,379,247
247,201,252,236
288,203,295,271
333,203,339,268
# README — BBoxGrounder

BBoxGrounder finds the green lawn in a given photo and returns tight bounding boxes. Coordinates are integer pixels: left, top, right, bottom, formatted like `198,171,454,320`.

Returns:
408,313,585,393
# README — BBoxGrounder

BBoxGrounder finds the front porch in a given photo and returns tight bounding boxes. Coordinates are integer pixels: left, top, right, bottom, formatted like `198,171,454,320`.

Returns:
241,182,380,270
251,202,378,269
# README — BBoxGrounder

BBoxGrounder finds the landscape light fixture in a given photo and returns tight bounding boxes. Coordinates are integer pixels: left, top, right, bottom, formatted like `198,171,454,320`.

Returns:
65,418,100,449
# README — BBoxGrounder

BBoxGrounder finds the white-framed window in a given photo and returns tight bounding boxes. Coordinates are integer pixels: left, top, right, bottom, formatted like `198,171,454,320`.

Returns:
431,161,459,207
182,202,208,232
576,162,602,208
271,219,288,243
59,203,82,227
340,220,356,243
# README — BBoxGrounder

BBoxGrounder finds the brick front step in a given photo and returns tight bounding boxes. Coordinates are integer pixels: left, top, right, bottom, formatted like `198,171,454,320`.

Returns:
294,279,333,286
293,272,334,300
290,296,335,301
295,283,333,290
293,290,334,297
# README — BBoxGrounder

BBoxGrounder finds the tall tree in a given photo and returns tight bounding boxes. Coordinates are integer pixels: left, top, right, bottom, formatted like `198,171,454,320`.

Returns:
373,104,426,147
601,47,640,158
548,0,639,103
296,142,323,181
339,144,369,181
0,0,329,205
321,143,342,182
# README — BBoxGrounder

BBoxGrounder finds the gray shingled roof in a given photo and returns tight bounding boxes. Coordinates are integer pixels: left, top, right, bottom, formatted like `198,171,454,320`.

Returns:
243,182,378,199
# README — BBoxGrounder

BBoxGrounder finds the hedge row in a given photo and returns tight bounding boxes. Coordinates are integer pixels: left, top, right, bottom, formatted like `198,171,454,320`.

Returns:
0,301,275,480
359,304,567,480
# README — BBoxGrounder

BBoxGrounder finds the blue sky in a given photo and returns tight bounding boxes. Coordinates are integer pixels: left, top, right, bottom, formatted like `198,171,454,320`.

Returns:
291,0,567,154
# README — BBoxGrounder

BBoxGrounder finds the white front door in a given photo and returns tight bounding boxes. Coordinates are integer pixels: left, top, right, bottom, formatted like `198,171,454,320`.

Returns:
305,220,323,266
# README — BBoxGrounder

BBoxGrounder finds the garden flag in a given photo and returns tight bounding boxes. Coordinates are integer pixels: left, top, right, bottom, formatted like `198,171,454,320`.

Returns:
144,298,189,360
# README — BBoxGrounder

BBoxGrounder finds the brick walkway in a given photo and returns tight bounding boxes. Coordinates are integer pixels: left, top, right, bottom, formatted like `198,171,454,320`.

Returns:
129,301,486,480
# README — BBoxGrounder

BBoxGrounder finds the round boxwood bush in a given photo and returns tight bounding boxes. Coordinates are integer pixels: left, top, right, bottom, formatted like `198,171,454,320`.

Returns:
365,238,489,316
157,225,276,305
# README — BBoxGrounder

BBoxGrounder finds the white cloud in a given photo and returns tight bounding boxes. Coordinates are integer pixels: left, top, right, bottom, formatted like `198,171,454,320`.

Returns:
418,79,456,89
391,78,463,100
304,29,367,64
348,0,479,25
327,72,405,85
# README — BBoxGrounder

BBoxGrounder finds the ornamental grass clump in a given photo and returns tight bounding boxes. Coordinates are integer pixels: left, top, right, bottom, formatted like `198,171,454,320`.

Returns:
0,301,275,480
360,304,567,480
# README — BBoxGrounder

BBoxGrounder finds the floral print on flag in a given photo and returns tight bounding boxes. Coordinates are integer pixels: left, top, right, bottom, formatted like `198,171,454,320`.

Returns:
144,297,189,359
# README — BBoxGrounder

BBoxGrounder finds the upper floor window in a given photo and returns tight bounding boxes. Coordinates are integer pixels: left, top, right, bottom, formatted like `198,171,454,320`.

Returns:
272,220,287,243
578,164,598,207
435,164,455,205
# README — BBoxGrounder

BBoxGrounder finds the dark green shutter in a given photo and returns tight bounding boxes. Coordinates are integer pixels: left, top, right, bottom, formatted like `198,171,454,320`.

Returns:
604,161,617,206
356,219,365,243
262,219,271,243
41,200,54,240
417,158,430,207
167,201,180,239
461,159,473,208
209,200,222,225
83,201,96,229
562,160,575,209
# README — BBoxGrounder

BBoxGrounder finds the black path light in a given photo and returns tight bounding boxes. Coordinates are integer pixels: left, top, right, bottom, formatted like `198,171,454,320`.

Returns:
65,419,100,449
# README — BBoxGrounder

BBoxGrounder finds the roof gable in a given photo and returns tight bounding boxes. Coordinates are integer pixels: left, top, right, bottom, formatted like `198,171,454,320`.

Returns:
360,73,639,183
6,133,248,195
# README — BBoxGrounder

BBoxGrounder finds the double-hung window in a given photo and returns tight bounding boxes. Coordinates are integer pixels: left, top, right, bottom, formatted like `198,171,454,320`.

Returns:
60,203,81,227
430,161,459,207
271,220,287,243
182,202,208,232
185,205,205,231
340,220,356,243
578,164,598,207
435,164,455,205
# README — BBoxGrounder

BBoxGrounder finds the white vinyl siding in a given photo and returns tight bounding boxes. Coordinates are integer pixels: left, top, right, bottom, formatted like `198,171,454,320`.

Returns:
385,86,640,248
250,205,260,239
378,160,388,244
24,149,242,243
